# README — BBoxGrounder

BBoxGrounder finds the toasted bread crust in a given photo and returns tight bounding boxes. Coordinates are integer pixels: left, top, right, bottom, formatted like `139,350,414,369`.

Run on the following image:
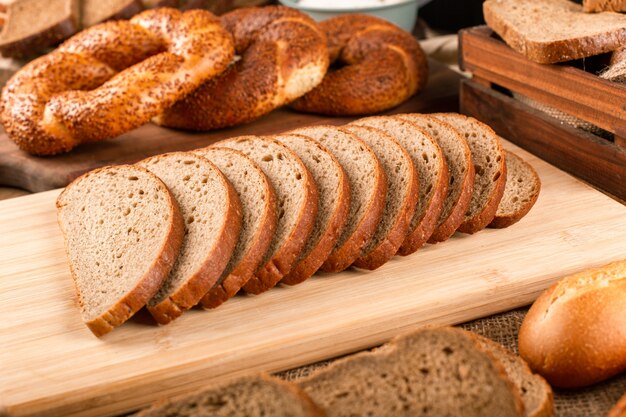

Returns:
56,165,185,337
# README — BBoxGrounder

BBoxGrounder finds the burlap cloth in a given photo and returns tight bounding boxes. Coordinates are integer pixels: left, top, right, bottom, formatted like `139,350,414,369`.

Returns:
278,308,626,417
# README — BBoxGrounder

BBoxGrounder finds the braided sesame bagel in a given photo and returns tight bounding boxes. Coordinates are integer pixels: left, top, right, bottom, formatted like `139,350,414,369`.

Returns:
154,6,329,130
0,8,234,156
291,14,428,116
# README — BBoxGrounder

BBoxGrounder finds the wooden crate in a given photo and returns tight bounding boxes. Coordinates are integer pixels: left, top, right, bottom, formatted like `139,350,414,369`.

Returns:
459,25,626,201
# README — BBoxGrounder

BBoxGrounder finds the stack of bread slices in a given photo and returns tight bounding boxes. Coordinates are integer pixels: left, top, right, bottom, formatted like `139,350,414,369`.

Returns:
56,112,542,336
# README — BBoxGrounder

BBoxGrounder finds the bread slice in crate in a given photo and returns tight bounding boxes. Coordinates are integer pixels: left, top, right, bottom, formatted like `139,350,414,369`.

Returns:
218,136,318,294
395,114,474,243
274,134,351,285
194,146,277,308
55,165,185,336
432,113,507,235
138,152,242,324
343,125,419,270
290,125,386,273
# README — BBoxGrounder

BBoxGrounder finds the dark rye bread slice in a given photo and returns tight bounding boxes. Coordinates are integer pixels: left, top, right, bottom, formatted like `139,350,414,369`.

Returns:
274,134,351,285
351,116,448,255
0,0,79,59
290,125,386,273
134,373,324,417
194,147,277,308
218,136,318,294
56,165,184,336
396,114,474,243
476,335,554,417
490,151,541,229
138,152,242,324
432,113,507,235
484,0,626,64
299,327,524,417
343,125,419,270
81,0,144,27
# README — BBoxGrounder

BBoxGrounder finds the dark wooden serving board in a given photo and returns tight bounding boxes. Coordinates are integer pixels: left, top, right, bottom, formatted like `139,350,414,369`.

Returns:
0,60,461,192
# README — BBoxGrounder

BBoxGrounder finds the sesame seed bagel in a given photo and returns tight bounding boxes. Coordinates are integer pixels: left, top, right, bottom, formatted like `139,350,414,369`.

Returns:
291,14,429,116
154,6,329,130
0,8,234,155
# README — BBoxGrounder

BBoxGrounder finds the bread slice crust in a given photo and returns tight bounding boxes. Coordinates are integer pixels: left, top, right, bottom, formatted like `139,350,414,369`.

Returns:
138,152,242,324
274,134,351,285
217,136,319,294
56,164,185,336
289,125,387,273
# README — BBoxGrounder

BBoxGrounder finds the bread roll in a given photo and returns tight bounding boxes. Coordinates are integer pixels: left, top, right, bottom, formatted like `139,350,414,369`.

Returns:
518,260,626,388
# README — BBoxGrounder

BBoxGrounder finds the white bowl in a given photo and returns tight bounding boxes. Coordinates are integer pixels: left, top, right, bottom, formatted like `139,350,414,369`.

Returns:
278,0,420,32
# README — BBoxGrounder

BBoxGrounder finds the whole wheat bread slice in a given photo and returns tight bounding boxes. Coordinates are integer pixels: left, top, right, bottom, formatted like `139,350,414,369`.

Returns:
194,147,277,308
343,125,419,270
484,0,626,64
490,151,541,229
274,134,351,285
476,335,554,417
395,114,475,243
217,136,318,294
56,165,185,336
432,113,507,234
81,0,144,27
134,373,324,417
138,152,242,324
0,0,79,58
299,327,524,417
289,125,386,273
352,116,448,255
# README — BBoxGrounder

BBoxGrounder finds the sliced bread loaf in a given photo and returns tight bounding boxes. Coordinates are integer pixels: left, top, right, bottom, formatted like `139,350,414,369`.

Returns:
289,125,386,273
134,373,324,417
193,147,277,308
274,134,351,285
138,152,242,324
81,0,144,27
351,116,448,255
484,0,626,64
476,335,554,417
0,0,79,58
395,114,475,243
343,125,419,270
431,113,507,234
490,151,541,229
299,327,524,417
56,165,185,336
217,136,318,294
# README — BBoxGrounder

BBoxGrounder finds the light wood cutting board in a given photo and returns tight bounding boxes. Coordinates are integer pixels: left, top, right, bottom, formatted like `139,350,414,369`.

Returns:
1,140,625,417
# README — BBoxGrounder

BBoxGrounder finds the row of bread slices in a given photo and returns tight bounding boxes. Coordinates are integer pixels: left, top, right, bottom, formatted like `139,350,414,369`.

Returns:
56,112,541,336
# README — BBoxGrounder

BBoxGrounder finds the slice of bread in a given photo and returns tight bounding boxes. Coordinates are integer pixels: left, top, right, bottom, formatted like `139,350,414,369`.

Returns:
343,125,419,270
299,327,524,417
56,165,185,336
134,373,324,417
476,335,554,417
432,113,507,235
138,152,242,324
289,125,386,273
352,116,448,255
81,0,144,27
274,134,351,285
0,0,79,59
217,136,318,294
395,114,475,243
484,0,626,64
193,147,277,308
583,0,626,12
490,151,541,229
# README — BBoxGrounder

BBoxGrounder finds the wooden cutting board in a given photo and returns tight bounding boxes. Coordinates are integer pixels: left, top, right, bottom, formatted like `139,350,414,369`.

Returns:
0,60,460,193
1,139,625,417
